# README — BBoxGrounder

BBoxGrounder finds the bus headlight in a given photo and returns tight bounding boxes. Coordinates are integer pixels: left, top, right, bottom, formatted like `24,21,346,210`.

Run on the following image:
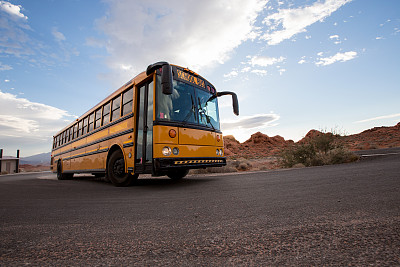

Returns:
216,149,220,156
162,146,172,156
172,147,179,155
220,149,223,156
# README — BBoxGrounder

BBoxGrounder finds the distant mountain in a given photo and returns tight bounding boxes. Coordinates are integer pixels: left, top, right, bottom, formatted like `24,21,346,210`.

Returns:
20,152,51,165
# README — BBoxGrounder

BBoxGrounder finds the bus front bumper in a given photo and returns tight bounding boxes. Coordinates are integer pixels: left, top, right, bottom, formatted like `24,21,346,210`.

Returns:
154,157,226,173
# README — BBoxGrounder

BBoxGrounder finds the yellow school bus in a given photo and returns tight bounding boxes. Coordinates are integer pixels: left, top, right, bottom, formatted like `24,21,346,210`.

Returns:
51,62,239,186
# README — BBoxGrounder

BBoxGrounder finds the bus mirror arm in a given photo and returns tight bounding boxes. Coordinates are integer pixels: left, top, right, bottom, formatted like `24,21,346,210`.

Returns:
146,61,173,95
216,91,239,116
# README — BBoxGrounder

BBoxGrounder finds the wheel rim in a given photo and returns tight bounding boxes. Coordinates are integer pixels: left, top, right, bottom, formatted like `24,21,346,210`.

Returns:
112,158,125,178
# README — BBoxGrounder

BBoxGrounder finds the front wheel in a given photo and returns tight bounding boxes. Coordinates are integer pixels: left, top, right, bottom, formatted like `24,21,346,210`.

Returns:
167,169,189,180
107,150,138,187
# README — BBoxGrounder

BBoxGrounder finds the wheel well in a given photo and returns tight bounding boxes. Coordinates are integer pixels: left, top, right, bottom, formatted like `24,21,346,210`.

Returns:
106,145,124,169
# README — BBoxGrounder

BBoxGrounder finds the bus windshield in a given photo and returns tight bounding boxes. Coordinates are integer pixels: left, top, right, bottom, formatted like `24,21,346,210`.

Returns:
156,76,220,131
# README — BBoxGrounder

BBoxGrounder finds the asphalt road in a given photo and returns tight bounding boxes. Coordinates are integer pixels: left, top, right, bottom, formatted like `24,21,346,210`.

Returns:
1,149,399,266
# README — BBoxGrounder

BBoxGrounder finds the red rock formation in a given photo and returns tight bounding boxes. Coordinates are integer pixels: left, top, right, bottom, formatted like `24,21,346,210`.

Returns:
223,122,400,159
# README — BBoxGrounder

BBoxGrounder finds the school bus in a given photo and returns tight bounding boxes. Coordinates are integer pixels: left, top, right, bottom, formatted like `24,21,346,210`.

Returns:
51,62,239,186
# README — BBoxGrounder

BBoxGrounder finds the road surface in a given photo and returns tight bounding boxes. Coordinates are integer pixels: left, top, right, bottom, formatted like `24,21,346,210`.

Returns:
1,148,399,265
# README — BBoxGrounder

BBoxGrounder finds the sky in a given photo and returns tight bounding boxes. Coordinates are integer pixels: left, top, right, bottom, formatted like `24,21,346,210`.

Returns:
0,0,399,157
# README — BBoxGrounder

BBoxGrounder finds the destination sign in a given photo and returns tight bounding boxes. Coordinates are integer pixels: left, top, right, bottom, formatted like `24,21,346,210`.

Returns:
177,69,205,89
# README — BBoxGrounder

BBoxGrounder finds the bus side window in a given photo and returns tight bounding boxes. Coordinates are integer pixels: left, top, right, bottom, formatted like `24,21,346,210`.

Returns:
82,117,88,135
111,95,121,122
88,112,94,132
77,121,82,138
61,132,65,145
122,88,133,116
102,102,110,125
69,127,73,142
73,124,78,139
95,108,102,129
63,130,67,144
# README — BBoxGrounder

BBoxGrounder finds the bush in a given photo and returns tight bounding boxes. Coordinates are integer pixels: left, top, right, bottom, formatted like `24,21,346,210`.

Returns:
280,131,359,168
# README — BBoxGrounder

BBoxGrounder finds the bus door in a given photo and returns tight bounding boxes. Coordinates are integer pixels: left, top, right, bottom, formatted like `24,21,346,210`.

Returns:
135,80,154,173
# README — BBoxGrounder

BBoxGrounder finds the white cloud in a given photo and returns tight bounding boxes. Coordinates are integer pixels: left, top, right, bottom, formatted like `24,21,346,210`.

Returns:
315,51,357,66
0,90,76,155
0,62,12,71
52,27,66,42
249,55,285,67
0,1,27,20
222,113,280,131
329,34,339,39
261,0,352,45
98,0,266,86
355,113,400,123
298,58,306,64
221,113,280,142
223,70,239,79
251,69,268,76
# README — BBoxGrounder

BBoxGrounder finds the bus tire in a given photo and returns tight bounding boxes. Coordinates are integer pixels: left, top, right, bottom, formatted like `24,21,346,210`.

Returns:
167,169,189,180
57,160,73,180
107,150,138,187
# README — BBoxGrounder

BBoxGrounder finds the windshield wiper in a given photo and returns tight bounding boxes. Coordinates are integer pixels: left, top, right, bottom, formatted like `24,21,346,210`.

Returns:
182,95,196,125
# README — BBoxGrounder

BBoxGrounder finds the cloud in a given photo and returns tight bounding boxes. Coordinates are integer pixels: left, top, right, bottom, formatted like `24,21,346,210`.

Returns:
0,90,76,155
315,51,357,66
221,113,280,142
0,1,32,58
355,113,400,123
0,62,12,71
248,55,285,67
221,113,280,131
261,0,352,45
223,70,239,79
52,27,66,42
0,2,78,68
251,69,268,76
0,1,27,20
98,0,266,85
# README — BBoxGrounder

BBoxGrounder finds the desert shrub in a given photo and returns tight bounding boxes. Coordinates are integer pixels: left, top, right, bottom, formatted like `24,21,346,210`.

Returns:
280,143,316,168
280,132,359,168
237,160,252,171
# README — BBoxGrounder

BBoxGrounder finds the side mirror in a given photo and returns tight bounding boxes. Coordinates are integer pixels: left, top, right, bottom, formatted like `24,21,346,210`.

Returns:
161,64,173,95
146,61,173,95
217,91,239,116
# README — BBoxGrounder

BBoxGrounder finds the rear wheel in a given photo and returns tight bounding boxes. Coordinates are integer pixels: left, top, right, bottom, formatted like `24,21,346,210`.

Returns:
57,161,73,180
107,150,138,187
167,169,189,180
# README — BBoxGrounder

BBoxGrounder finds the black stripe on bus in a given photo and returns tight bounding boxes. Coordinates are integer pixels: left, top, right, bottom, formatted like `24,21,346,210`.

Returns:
63,148,109,161
123,141,134,148
55,128,133,158
54,113,134,151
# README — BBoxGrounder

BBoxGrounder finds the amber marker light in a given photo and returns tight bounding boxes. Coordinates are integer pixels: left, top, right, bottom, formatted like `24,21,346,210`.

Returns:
169,129,177,138
217,135,221,142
